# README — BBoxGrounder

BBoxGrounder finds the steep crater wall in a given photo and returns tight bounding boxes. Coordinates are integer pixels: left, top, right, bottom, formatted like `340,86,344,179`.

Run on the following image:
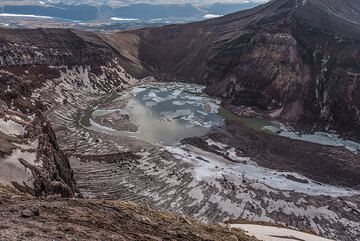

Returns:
109,0,360,140
0,28,138,196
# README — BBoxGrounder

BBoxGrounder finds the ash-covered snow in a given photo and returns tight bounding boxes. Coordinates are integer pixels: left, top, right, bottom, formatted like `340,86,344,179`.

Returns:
165,143,360,197
0,149,37,188
261,123,360,154
13,139,39,151
279,131,360,154
0,118,26,137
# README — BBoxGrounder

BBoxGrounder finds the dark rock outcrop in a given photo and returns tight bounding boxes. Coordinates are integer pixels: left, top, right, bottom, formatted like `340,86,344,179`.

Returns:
0,106,79,197
28,112,78,197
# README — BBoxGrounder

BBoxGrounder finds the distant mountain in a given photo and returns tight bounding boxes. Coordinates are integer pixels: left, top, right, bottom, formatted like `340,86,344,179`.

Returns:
110,3,202,20
0,2,261,22
202,2,260,15
2,3,102,21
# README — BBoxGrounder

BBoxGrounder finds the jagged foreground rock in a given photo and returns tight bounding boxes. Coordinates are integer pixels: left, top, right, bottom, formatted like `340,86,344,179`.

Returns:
110,0,360,140
0,185,255,241
0,106,78,197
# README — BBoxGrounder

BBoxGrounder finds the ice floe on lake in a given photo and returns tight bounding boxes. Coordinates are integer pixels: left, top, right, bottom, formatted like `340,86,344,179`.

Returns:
87,83,224,144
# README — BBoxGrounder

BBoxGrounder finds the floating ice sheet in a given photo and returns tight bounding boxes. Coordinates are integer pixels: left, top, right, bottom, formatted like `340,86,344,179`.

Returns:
88,82,224,144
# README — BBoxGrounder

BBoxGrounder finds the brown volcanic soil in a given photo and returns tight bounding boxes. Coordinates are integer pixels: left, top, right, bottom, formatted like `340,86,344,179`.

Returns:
184,120,360,189
0,185,257,241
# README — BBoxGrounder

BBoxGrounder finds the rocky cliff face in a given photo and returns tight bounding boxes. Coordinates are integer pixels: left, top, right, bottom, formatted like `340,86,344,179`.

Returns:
110,0,360,139
0,28,137,196
0,107,78,197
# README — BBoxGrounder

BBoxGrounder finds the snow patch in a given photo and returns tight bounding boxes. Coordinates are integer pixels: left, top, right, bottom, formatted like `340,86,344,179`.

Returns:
0,118,26,137
231,224,334,241
203,14,223,19
89,119,116,132
13,139,39,151
279,131,360,154
0,13,53,19
111,17,139,21
0,149,38,188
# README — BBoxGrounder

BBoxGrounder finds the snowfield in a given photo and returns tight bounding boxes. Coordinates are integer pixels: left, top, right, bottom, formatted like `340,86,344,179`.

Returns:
0,118,26,137
231,224,334,241
0,13,53,19
165,142,360,197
